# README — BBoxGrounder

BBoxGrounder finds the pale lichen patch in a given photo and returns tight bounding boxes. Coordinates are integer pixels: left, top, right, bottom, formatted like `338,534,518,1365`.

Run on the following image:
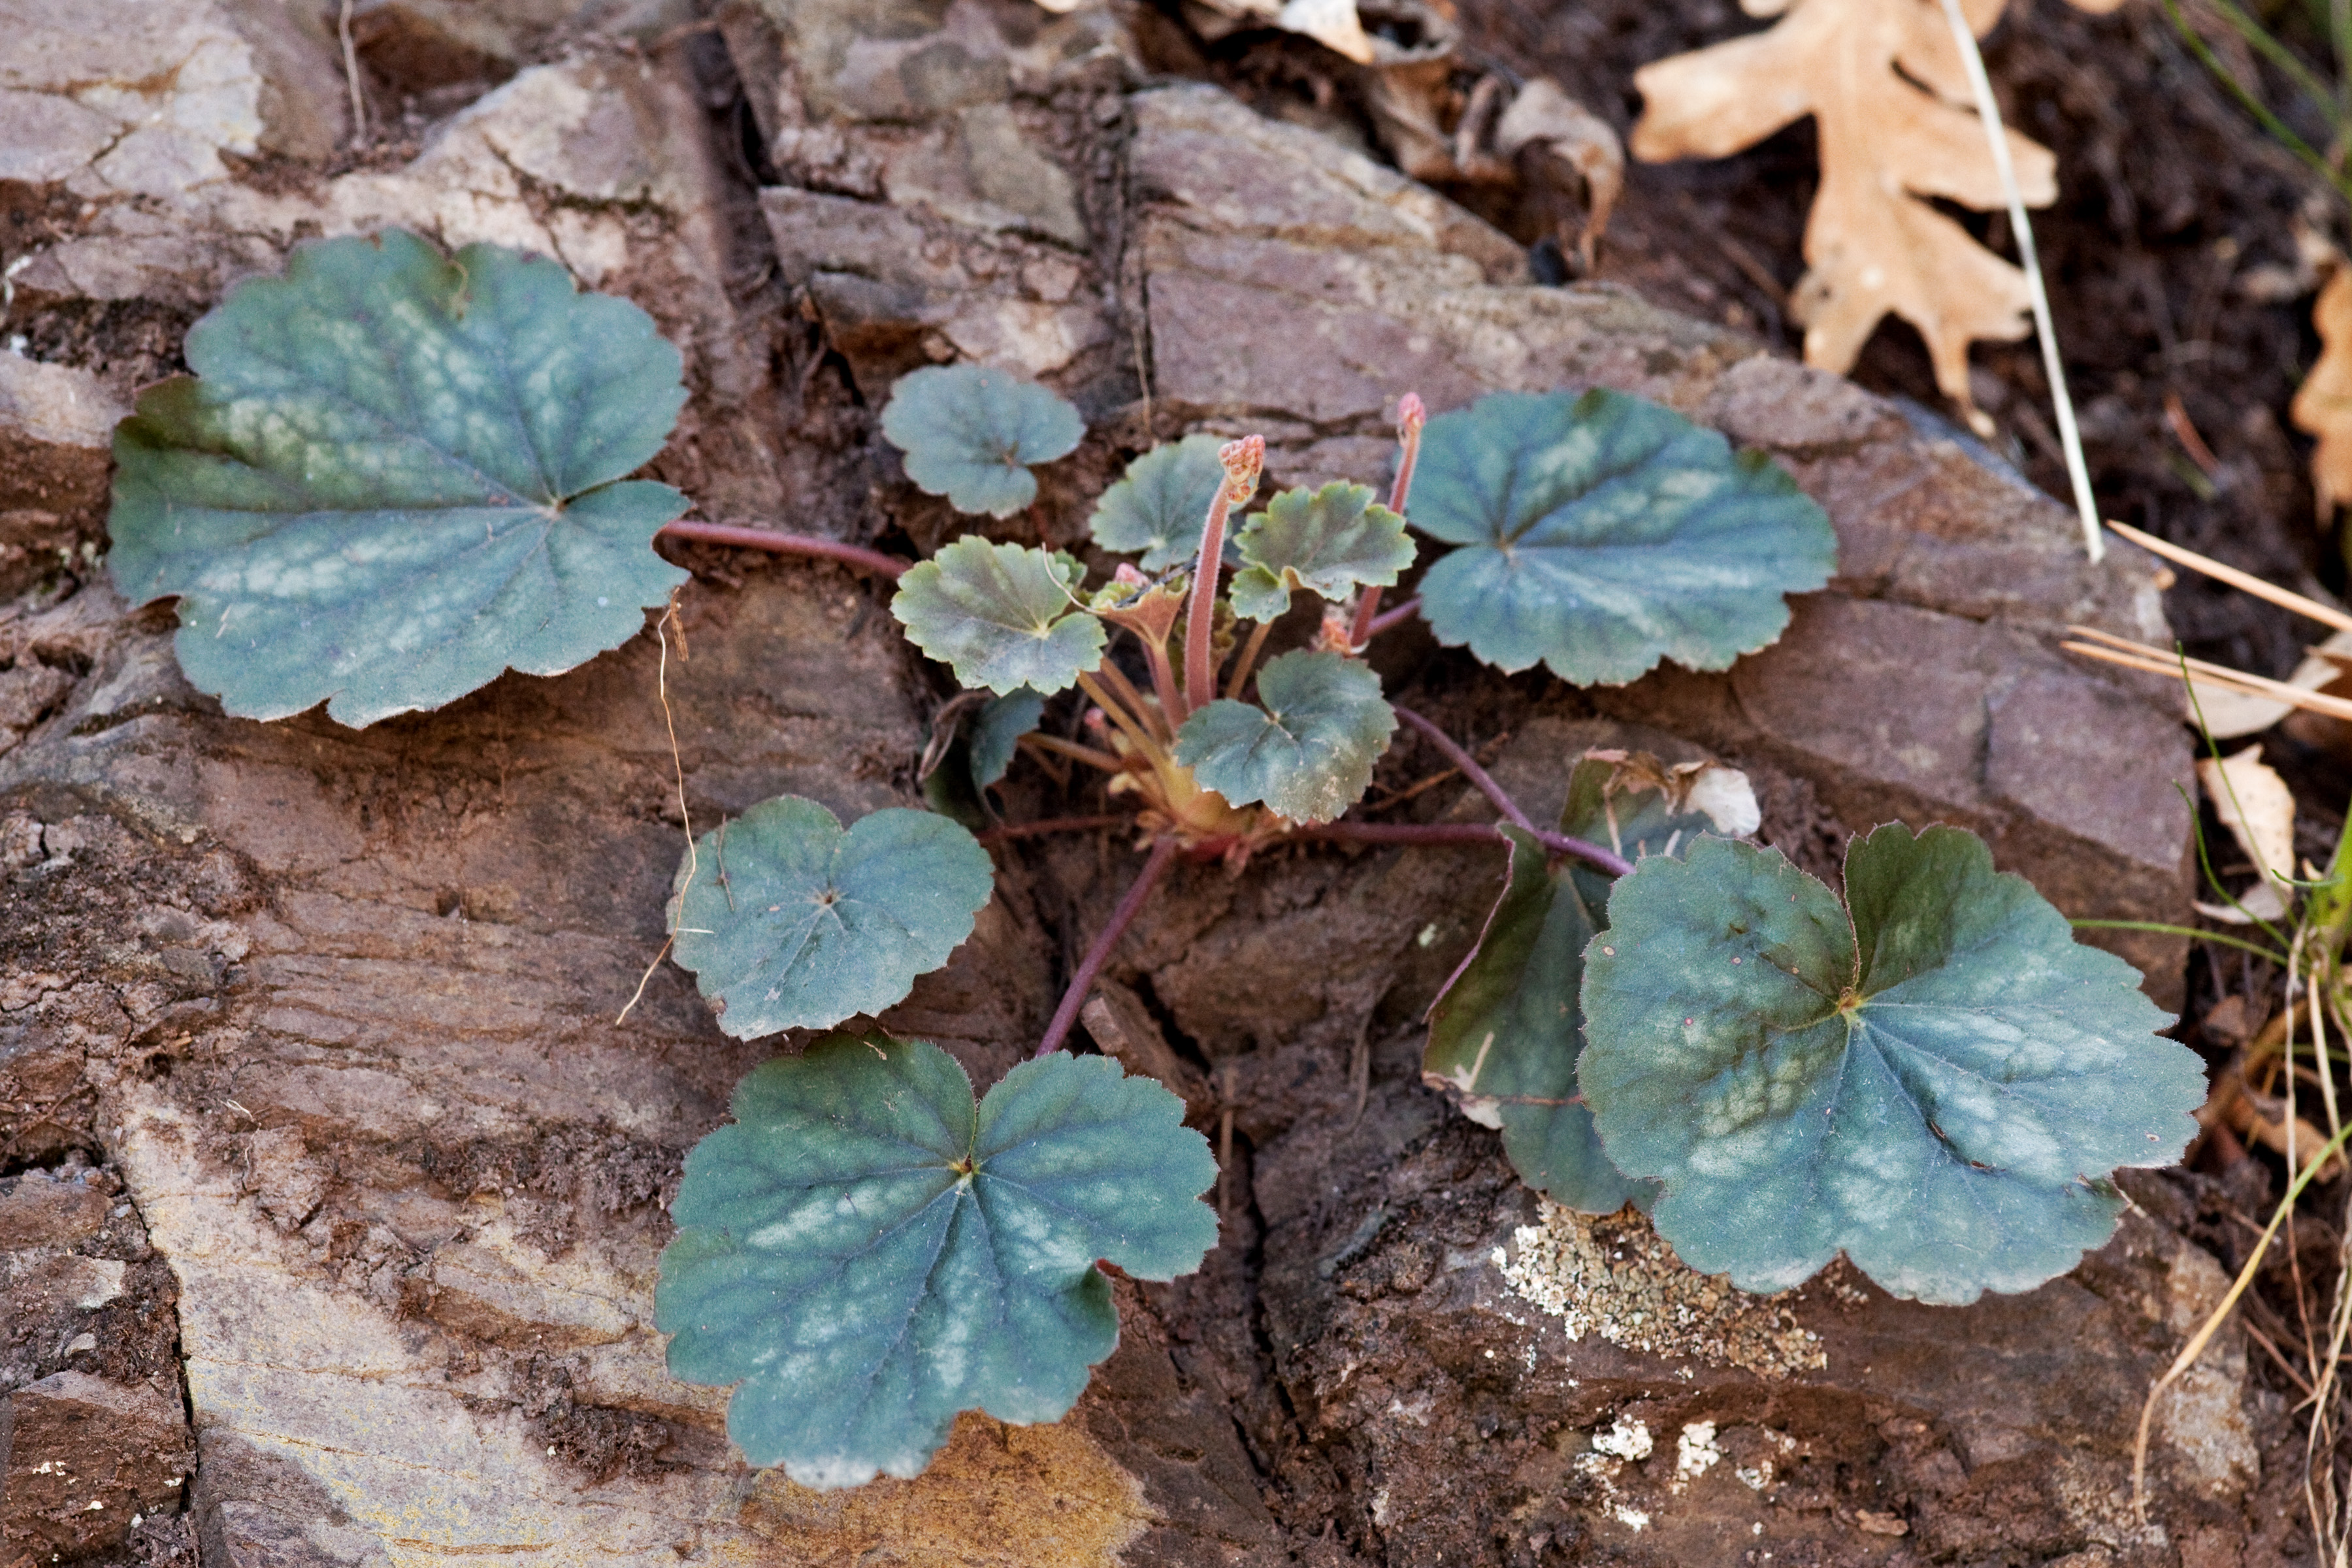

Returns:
1494,1200,1825,1377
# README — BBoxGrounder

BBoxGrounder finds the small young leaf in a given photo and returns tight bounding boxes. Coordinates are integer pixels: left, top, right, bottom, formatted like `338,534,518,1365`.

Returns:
657,1036,1218,1488
1579,825,2204,1304
968,688,1045,792
881,364,1085,517
1228,482,1415,623
1173,650,1394,824
1410,389,1836,685
1088,433,1228,569
106,229,691,727
1425,752,1733,1212
892,537,1107,694
669,797,994,1037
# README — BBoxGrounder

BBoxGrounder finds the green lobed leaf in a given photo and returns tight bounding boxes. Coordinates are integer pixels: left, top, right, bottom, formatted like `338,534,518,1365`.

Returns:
106,229,691,727
669,797,995,1038
1228,482,1415,623
1172,650,1394,824
657,1035,1218,1488
1578,825,2204,1304
1426,753,1737,1212
892,536,1107,694
881,365,1085,517
1409,388,1836,685
1088,433,1228,570
968,688,1045,792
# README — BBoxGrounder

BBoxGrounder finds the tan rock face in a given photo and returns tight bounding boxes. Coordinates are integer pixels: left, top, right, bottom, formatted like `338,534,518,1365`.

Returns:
0,351,123,597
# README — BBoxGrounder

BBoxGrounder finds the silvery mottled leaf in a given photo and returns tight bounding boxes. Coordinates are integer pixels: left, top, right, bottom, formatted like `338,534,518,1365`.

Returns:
1579,825,2203,1303
1424,752,1727,1212
659,1036,1218,1487
1228,482,1414,623
1410,389,1835,685
1172,650,1394,824
668,796,995,1037
881,364,1085,517
1088,433,1227,570
892,537,1106,694
106,229,690,727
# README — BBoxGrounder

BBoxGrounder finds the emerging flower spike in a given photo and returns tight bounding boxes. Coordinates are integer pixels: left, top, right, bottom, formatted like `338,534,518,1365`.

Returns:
1184,434,1268,715
1219,434,1266,507
1350,395,1428,648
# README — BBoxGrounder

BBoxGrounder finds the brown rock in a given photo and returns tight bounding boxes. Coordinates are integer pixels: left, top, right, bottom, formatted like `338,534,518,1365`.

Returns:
0,352,122,598
0,1371,192,1565
0,1169,106,1250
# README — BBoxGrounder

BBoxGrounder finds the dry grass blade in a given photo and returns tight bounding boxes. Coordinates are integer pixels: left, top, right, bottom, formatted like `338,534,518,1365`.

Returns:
2134,1117,2352,1521
2061,627,2352,724
2106,519,2352,634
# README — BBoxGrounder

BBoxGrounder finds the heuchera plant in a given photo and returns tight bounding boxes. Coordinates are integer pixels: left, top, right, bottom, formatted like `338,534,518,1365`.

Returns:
105,231,2208,1491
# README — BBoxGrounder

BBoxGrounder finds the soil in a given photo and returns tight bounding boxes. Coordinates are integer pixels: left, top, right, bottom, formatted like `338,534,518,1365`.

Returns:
0,0,2339,1561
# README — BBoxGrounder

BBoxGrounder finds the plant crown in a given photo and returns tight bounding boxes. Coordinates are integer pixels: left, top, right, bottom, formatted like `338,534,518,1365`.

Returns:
103,231,2206,1488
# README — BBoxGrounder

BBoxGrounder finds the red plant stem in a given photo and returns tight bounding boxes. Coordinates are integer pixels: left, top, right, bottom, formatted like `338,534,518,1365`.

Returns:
1350,393,1428,649
1300,819,1633,878
1393,705,1538,834
657,521,910,580
1036,836,1183,1056
1183,493,1235,719
1364,595,1422,640
979,814,1129,847
1184,436,1264,717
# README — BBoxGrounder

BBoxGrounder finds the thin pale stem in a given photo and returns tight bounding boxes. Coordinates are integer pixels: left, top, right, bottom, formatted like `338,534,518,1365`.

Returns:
1036,836,1183,1057
1225,619,1276,702
1090,660,1168,745
1935,0,2101,563
1301,818,1633,878
1365,596,1422,640
1352,393,1426,648
659,521,910,580
1392,706,1538,834
1076,671,1166,765
1023,734,1128,774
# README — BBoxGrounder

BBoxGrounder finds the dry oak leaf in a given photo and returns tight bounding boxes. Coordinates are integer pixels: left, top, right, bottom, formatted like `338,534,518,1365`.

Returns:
1630,0,2112,416
2291,263,2352,517
2193,743,2296,923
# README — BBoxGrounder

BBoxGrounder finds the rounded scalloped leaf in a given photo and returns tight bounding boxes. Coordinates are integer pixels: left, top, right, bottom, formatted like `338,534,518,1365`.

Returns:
1409,388,1835,685
1089,433,1228,570
657,1035,1218,1488
1229,482,1415,623
968,688,1045,792
881,365,1085,517
668,797,995,1038
1578,825,2203,1304
105,229,691,728
1172,649,1394,824
1424,754,1726,1213
892,536,1107,694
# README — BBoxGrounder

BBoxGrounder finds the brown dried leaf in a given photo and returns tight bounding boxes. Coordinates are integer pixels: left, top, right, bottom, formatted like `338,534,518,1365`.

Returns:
1495,79,1625,268
2193,744,2296,923
1630,0,2066,415
2291,263,2352,517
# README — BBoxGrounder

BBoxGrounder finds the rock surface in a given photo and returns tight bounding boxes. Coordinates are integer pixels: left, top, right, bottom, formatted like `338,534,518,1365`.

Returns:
0,0,2235,1561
